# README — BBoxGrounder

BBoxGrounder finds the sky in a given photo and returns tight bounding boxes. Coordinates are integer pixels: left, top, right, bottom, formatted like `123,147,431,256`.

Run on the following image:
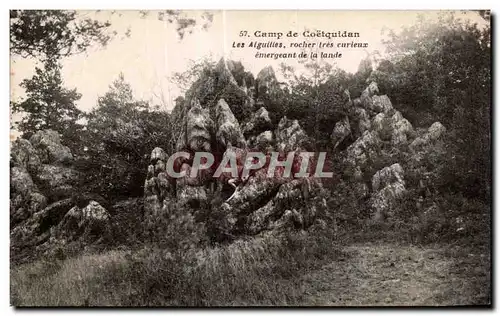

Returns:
10,10,487,117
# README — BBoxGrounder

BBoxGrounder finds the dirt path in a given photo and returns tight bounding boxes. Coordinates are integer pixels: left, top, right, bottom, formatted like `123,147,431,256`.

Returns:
298,243,490,306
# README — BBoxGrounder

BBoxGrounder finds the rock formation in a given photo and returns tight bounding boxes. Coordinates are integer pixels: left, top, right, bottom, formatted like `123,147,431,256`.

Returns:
340,80,447,221
11,58,451,256
10,130,109,260
331,116,351,150
143,59,326,238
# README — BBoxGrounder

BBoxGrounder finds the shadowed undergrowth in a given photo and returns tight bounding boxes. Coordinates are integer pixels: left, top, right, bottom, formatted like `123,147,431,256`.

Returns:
11,229,347,306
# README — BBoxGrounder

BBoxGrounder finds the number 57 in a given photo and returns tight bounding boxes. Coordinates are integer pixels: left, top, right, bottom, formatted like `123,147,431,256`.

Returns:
239,31,248,37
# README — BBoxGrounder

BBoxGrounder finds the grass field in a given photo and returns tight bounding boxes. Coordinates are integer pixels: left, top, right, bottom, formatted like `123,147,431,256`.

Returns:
10,233,490,307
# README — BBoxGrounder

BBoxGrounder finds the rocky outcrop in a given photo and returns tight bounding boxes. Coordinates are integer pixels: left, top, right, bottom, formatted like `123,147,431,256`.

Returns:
169,58,252,153
29,130,73,165
215,99,246,149
275,116,310,152
249,130,273,150
11,138,41,172
371,113,387,135
11,198,75,250
11,130,80,200
360,81,379,112
11,165,46,225
11,130,77,228
142,64,324,238
11,166,35,198
34,164,79,199
256,66,280,97
353,107,371,134
331,116,351,150
372,95,394,114
144,147,173,219
178,99,213,152
370,163,406,222
51,201,110,243
390,111,414,145
242,107,272,137
345,130,381,168
10,130,111,260
342,81,441,221
410,122,447,152
215,57,239,87
245,179,326,234
372,163,405,192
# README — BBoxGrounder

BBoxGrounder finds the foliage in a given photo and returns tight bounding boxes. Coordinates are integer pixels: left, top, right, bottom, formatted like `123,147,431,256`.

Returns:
279,61,354,150
140,10,214,40
378,12,491,201
170,57,217,92
10,10,112,60
11,227,344,306
78,74,171,201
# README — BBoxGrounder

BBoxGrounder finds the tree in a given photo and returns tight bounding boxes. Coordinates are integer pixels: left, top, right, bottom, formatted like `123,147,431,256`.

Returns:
170,56,217,92
279,42,350,150
379,12,491,200
10,10,112,60
80,74,171,200
150,10,214,40
11,58,83,140
10,10,216,61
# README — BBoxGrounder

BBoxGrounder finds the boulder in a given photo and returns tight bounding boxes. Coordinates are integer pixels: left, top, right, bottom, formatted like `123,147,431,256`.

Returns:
35,164,79,198
345,130,381,167
372,95,394,114
225,177,280,216
427,122,447,141
372,113,386,134
256,66,280,96
28,192,48,216
29,130,72,165
254,131,273,149
409,121,446,152
242,107,272,136
11,198,74,248
11,166,35,197
391,111,414,145
52,201,110,242
276,116,309,151
11,138,41,172
370,164,406,222
353,107,371,134
184,99,213,152
11,192,47,225
360,82,379,111
215,99,246,149
366,81,379,96
331,117,350,150
245,179,322,234
371,182,406,222
372,163,405,191
150,147,167,163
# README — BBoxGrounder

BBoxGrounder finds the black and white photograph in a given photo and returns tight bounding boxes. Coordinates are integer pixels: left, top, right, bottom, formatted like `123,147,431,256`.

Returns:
9,9,491,307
